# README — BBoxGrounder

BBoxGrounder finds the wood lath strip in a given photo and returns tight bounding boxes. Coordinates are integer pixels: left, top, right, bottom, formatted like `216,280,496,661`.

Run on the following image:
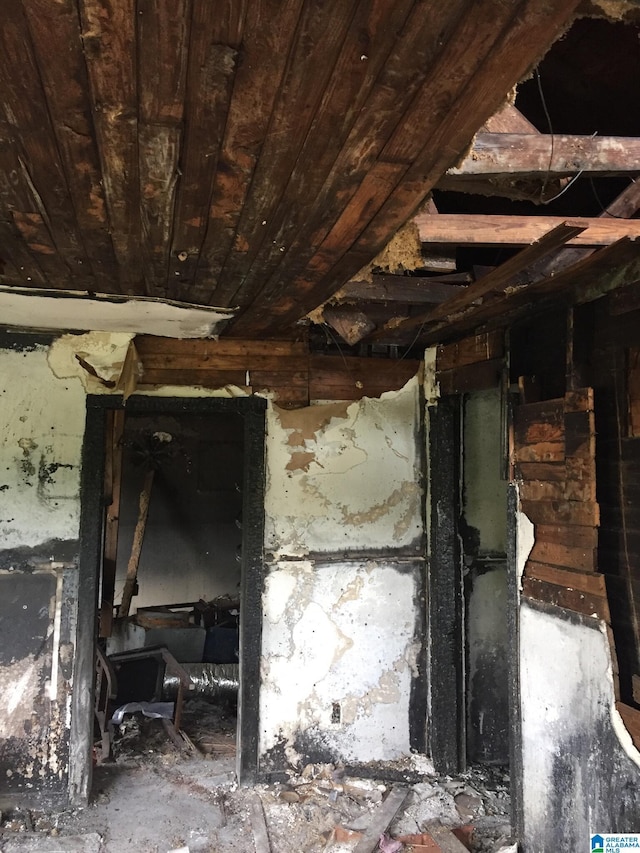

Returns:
134,335,418,404
212,0,418,311
0,2,89,287
167,0,246,300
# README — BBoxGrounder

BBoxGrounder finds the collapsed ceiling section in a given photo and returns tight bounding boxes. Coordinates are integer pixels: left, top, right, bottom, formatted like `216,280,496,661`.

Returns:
0,0,601,343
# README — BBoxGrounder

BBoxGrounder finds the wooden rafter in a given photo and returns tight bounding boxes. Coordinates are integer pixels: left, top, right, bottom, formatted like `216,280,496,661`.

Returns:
414,213,640,248
447,133,640,178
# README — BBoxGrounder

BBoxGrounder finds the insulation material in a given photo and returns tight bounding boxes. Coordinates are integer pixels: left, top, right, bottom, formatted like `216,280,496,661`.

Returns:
260,559,422,768
163,663,239,703
264,377,423,557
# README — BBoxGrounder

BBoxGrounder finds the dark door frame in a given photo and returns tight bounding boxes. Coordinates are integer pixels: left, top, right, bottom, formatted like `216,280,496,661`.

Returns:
69,394,266,804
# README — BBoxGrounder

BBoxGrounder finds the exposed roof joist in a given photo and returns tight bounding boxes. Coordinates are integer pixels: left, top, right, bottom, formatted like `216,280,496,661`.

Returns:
414,213,640,248
447,133,640,179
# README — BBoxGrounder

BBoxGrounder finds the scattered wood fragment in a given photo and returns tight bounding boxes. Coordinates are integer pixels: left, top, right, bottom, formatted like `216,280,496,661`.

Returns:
351,786,408,853
423,819,473,852
250,794,271,853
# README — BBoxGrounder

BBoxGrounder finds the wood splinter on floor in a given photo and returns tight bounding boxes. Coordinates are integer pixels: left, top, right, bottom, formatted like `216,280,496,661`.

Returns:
351,785,409,853
250,793,271,853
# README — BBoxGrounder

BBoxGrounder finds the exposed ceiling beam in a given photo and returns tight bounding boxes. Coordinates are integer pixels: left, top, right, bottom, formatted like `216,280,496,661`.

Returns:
508,178,640,280
447,133,640,178
415,213,640,247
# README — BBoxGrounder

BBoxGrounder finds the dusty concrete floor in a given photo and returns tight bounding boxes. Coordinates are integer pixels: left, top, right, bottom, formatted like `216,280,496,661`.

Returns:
0,700,514,853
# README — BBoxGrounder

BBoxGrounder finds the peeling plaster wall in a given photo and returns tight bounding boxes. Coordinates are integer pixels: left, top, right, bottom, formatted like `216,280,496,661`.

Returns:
260,378,426,769
0,345,84,554
520,600,640,851
0,342,85,808
260,559,422,768
264,378,423,558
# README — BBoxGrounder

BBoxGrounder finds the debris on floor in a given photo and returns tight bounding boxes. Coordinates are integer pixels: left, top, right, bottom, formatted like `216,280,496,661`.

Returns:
0,702,513,852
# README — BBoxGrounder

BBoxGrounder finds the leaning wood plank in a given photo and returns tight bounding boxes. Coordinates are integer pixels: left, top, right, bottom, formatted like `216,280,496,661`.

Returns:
100,409,125,638
250,795,271,853
352,786,409,853
118,468,155,618
414,214,640,247
423,819,470,853
448,134,640,178
372,222,585,340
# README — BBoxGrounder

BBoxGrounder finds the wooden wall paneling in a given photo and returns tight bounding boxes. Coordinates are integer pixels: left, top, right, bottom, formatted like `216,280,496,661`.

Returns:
520,499,599,528
629,347,640,437
21,0,116,292
522,576,610,622
198,0,305,299
309,354,420,401
211,0,362,307
528,539,597,573
79,0,143,290
219,0,417,313
167,0,244,300
437,330,504,372
437,358,504,395
223,0,469,331
526,561,605,595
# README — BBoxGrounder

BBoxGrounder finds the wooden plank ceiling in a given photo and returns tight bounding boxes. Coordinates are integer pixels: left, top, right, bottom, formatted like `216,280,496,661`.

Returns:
0,0,586,343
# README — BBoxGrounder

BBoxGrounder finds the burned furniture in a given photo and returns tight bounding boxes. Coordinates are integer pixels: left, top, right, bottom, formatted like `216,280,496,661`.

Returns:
94,645,193,761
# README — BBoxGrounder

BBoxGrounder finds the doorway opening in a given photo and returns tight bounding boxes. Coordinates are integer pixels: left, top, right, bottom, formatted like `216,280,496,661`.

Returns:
73,395,266,804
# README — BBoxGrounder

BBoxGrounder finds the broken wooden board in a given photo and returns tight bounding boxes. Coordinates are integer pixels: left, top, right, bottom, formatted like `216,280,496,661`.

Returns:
422,820,471,852
250,794,272,853
352,786,409,853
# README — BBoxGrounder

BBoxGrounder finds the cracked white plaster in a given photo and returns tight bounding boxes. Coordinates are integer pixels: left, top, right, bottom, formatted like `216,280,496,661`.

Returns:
265,376,423,555
260,561,419,762
0,346,84,548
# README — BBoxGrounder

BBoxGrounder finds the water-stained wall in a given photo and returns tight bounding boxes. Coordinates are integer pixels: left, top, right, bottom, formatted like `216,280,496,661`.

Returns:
0,338,85,807
261,379,426,769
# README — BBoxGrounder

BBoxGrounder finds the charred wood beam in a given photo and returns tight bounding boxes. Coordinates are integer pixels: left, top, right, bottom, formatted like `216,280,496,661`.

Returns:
448,133,640,179
337,272,470,304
